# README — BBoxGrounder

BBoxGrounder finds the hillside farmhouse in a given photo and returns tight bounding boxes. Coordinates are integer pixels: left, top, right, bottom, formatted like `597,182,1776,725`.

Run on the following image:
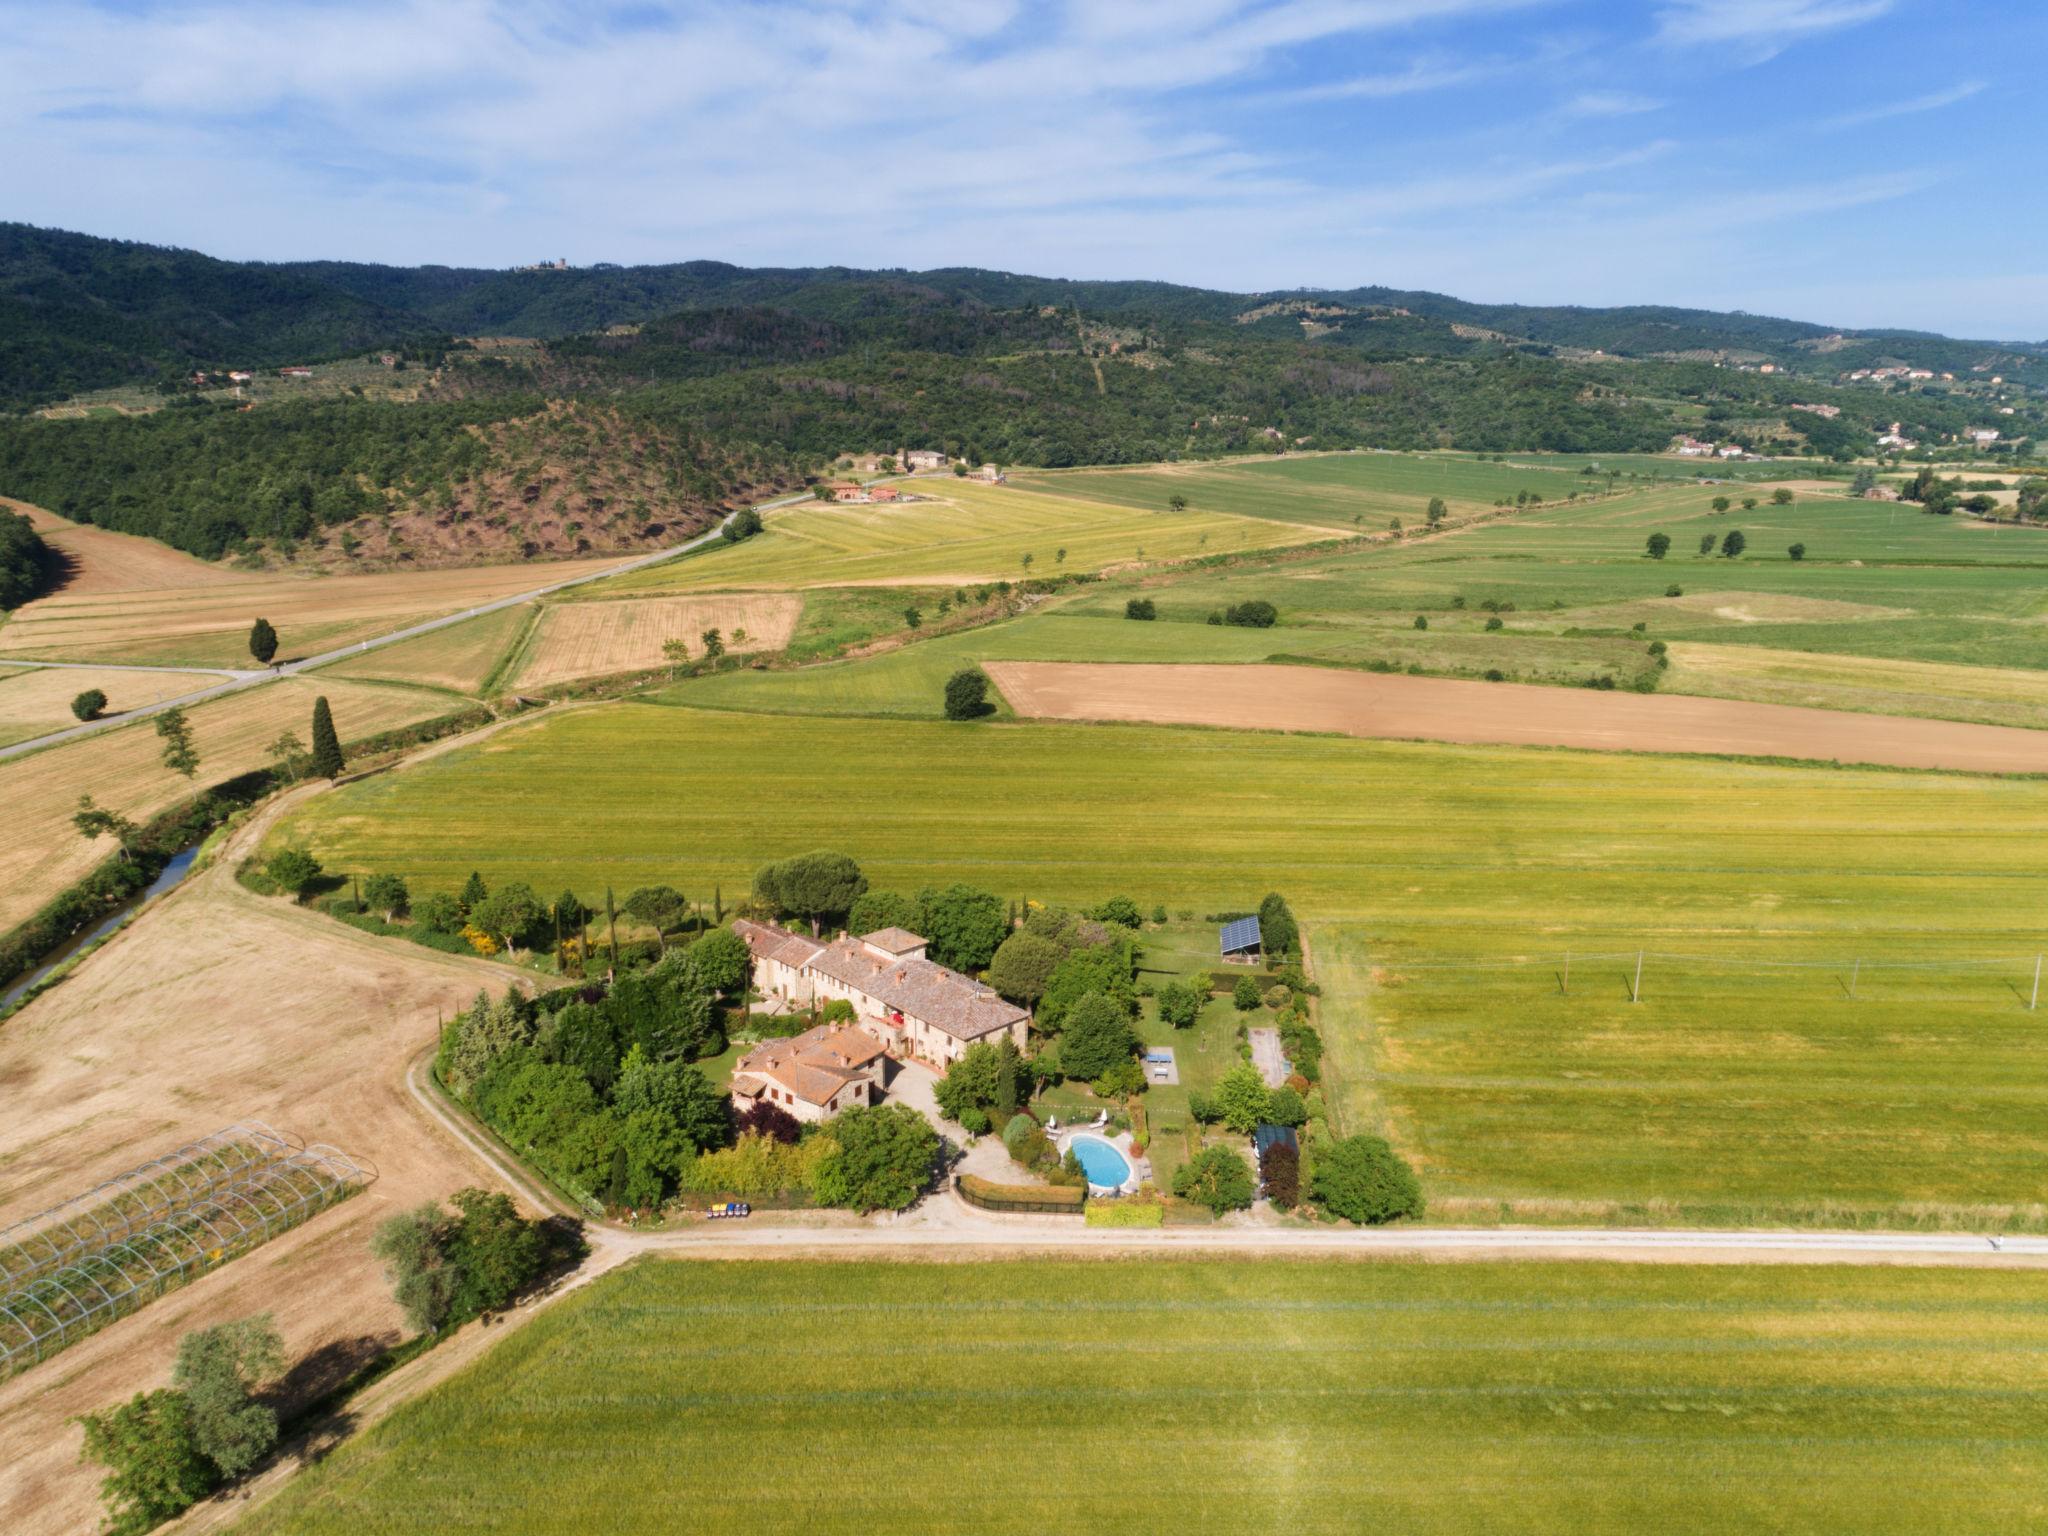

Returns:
903,449,948,470
732,920,1029,1077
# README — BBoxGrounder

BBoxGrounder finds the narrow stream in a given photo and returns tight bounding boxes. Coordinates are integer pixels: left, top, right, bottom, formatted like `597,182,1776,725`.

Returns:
0,843,203,1009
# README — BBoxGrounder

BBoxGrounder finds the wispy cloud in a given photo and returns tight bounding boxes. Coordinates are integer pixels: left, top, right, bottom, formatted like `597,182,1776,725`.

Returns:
1823,79,1986,129
1655,0,1892,55
1558,91,1664,118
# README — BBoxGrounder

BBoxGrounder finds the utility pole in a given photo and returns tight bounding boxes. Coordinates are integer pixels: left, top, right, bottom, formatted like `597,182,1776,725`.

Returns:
1631,950,1643,1004
1849,958,1859,1000
2033,954,2042,1013
1562,950,1570,997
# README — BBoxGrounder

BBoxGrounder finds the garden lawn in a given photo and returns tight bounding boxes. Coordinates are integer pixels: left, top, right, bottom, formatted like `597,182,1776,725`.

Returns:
230,1257,2048,1536
268,704,2048,1223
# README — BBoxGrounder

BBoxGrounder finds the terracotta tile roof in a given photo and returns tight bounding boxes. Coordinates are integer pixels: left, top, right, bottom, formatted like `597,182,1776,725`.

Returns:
806,937,1027,1042
733,917,821,968
733,1023,885,1107
860,926,927,955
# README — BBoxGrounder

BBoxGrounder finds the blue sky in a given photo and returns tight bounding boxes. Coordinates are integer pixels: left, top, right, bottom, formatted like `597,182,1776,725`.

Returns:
4,0,2043,337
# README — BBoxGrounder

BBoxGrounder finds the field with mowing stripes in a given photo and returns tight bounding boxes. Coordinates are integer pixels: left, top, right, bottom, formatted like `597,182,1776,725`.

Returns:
595,478,1335,594
1011,450,1601,528
0,555,630,669
322,604,534,696
0,666,220,746
510,593,801,687
232,1258,2048,1536
269,702,2048,1223
0,677,454,932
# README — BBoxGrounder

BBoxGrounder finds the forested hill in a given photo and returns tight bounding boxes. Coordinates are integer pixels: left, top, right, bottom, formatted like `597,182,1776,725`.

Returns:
8,223,2047,413
0,224,445,408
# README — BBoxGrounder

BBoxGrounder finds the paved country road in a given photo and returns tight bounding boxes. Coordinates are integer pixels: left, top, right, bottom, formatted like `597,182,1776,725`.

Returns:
0,486,820,763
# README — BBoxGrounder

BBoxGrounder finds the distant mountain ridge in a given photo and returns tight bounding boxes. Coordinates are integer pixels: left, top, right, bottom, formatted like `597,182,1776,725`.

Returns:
5,222,2042,411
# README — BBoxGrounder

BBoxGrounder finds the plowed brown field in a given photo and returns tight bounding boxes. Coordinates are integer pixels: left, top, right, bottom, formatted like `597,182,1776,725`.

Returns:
985,661,2048,773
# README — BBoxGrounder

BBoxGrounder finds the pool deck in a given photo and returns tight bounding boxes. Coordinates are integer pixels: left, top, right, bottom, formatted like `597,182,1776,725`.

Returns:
1060,1128,1146,1197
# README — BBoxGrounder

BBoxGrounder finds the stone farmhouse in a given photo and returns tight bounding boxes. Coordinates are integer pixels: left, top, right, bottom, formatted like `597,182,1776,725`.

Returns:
731,921,1029,1089
729,1022,889,1124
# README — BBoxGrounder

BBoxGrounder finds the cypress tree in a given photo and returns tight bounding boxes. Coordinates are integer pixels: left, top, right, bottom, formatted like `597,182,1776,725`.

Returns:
308,696,344,778
248,617,279,667
459,872,488,915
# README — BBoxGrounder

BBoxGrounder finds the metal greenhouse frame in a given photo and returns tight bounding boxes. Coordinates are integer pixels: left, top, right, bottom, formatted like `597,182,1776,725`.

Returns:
0,1126,369,1380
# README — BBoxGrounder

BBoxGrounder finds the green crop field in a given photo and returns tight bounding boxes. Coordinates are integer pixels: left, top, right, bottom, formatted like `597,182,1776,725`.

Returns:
592,479,1331,594
321,604,534,696
269,702,2048,1223
231,1258,2048,1536
1011,451,1610,528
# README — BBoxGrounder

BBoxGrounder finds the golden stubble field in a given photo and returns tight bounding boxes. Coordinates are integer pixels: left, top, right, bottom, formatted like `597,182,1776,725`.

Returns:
0,665,223,746
0,677,452,933
0,528,630,667
510,594,801,688
0,805,533,1536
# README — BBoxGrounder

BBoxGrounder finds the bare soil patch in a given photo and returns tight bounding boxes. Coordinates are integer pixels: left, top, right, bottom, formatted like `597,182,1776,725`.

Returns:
0,796,532,1536
985,662,2048,774
513,594,800,688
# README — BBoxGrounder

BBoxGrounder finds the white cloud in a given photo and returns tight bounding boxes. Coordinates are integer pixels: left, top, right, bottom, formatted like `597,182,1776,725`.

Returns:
1655,0,1892,54
1823,80,1986,129
1558,91,1664,117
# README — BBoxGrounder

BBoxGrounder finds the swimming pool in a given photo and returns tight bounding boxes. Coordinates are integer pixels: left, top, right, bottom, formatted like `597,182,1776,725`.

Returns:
1067,1133,1133,1193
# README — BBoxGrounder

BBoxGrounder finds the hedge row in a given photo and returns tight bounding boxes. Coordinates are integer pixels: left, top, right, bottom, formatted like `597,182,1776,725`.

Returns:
955,1175,1085,1213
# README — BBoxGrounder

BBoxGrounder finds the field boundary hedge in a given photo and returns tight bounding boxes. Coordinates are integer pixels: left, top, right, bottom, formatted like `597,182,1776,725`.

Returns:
955,1175,1085,1214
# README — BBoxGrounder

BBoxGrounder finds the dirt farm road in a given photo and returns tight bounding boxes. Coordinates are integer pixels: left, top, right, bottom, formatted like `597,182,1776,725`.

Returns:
987,661,2048,774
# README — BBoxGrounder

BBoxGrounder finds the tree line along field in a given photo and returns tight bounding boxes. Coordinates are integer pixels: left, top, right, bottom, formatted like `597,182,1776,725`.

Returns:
230,1258,2048,1536
589,477,1337,595
267,702,2048,1224
0,676,454,933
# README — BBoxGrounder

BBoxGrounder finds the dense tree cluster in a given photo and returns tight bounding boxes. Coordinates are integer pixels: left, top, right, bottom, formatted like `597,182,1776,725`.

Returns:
0,508,50,608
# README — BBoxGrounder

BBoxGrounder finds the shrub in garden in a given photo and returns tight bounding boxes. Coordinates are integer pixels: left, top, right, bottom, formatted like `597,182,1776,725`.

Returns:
1213,1061,1270,1134
1260,1141,1301,1209
1232,976,1261,1011
1262,983,1291,1010
1311,1135,1424,1225
1156,977,1205,1028
1263,1085,1307,1128
1172,1145,1254,1214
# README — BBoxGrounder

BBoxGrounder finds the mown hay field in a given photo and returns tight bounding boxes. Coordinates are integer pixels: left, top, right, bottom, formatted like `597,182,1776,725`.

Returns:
594,479,1336,594
321,604,535,696
269,703,2048,1220
0,677,453,932
232,1258,2048,1536
509,594,800,688
0,555,630,669
1011,449,1598,528
0,665,221,746
0,497,243,595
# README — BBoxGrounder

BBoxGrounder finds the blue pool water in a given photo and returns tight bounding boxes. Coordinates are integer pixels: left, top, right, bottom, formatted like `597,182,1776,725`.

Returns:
1068,1134,1131,1190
